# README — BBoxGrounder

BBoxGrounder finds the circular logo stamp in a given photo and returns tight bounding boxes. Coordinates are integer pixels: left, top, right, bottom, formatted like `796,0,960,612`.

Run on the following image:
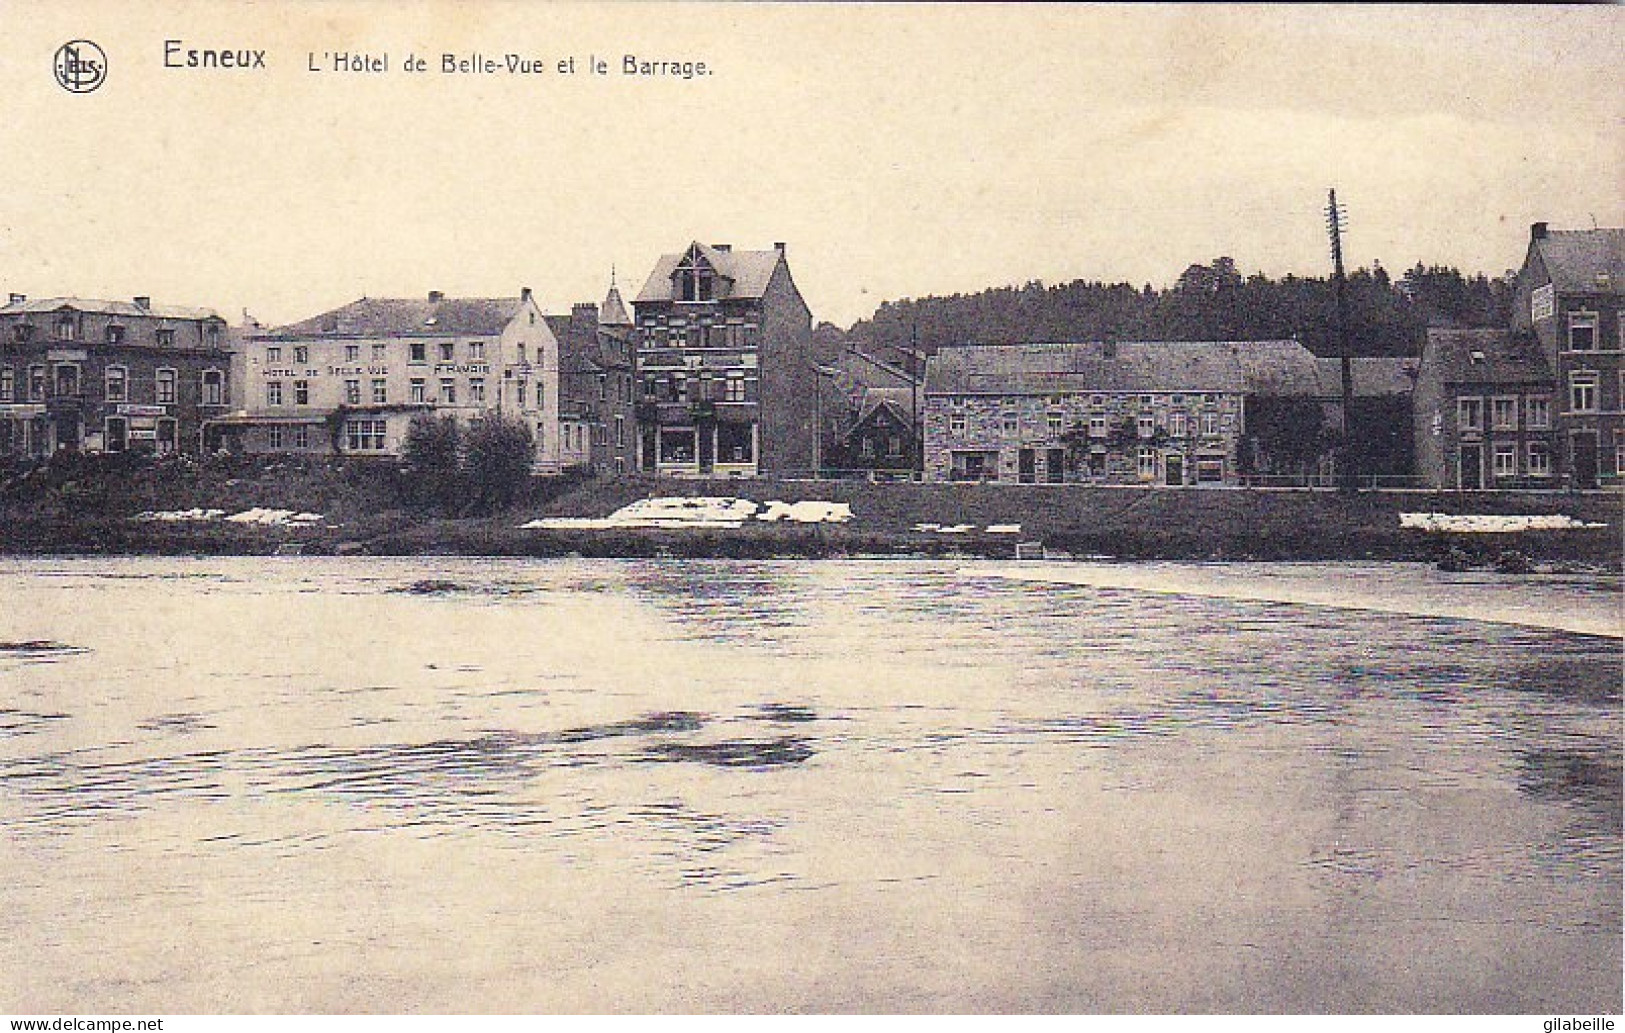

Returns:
54,40,107,94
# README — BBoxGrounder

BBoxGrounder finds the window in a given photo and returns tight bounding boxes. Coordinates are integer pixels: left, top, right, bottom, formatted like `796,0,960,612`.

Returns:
615,415,625,448
344,419,387,452
267,381,283,406
293,425,309,450
105,366,127,402
1201,412,1219,437
1137,447,1157,480
725,371,746,402
517,380,527,407
344,345,360,363
267,346,282,363
1492,442,1517,479
861,438,875,459
1139,395,1154,406
1490,397,1517,430
1002,412,1019,434
410,378,426,403
28,365,45,401
201,370,222,405
675,247,716,302
293,346,308,365
1457,396,1483,431
11,324,33,344
1137,413,1156,438
372,378,388,404
1570,372,1598,413
1617,431,1625,477
372,343,388,362
106,325,125,344
410,342,426,363
1047,412,1063,437
55,317,75,341
344,379,361,405
598,374,607,400
1567,311,1597,352
672,372,687,402
1089,415,1107,437
469,378,486,404
1168,412,1187,437
887,435,903,458
53,364,80,398
1527,441,1551,478
469,341,484,360
439,342,455,362
1525,395,1550,429
155,368,176,404
439,378,456,404
206,325,220,349
949,413,966,434
268,425,284,450
0,367,11,402
293,380,309,406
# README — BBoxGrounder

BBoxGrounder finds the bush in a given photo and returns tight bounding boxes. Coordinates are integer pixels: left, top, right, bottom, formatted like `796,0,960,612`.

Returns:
397,412,534,515
400,414,462,512
462,415,534,515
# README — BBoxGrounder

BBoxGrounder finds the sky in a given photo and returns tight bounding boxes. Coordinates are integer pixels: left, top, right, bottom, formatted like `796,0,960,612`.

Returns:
1,2,1620,330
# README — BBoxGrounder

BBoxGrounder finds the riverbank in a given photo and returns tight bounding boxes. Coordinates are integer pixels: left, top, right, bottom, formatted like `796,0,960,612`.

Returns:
0,454,1619,566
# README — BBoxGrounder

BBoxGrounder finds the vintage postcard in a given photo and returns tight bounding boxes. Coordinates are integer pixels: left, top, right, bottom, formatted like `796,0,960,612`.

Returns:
0,2,1619,1023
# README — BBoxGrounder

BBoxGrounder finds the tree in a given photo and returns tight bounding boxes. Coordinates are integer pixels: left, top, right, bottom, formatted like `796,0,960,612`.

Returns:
462,415,535,514
401,413,462,511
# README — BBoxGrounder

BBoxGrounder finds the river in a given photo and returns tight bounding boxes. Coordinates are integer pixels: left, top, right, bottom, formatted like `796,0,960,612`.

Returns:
0,557,1618,1013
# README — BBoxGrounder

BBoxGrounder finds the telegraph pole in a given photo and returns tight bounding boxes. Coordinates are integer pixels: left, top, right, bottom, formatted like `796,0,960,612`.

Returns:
1327,188,1357,492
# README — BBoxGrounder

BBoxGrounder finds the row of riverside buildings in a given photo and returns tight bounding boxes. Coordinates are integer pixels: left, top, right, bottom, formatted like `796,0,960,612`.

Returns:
0,225,1619,489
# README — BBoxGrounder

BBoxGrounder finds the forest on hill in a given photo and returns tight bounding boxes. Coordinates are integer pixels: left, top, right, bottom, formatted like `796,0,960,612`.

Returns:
833,258,1512,365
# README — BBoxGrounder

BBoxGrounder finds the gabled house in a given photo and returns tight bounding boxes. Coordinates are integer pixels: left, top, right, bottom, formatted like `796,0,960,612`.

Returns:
1510,223,1624,487
1413,328,1556,489
632,241,814,477
0,294,231,458
223,289,563,471
825,347,921,476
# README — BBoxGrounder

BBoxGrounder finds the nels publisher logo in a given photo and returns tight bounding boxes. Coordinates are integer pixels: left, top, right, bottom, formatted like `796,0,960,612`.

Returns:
53,40,107,93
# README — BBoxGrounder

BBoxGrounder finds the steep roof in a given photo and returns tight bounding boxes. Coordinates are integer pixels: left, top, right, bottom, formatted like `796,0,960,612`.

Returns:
1533,228,1625,295
546,314,605,376
599,285,632,326
0,297,223,322
267,296,523,337
1314,357,1420,398
635,242,785,303
1422,328,1553,385
924,340,1317,396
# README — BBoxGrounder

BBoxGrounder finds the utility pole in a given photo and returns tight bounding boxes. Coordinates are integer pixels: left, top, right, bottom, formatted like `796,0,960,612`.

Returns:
910,322,920,479
1327,188,1357,492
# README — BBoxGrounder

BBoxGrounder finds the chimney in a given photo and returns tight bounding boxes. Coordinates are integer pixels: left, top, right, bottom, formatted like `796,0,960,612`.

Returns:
773,242,786,255
1530,222,1548,241
1102,335,1118,360
133,296,151,310
7,293,24,305
571,302,598,333
520,287,532,303
428,290,444,304
712,243,732,253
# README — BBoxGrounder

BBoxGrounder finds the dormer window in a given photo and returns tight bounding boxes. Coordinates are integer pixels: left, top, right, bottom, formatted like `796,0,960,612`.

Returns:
11,324,33,344
1567,311,1598,352
55,317,76,342
155,329,175,347
674,247,717,302
106,325,126,345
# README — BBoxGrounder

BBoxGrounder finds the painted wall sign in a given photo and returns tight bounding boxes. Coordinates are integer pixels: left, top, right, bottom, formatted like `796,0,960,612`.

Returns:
1531,283,1555,322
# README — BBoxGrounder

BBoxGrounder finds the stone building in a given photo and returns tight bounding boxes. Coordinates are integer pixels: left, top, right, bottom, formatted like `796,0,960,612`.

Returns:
0,294,231,458
1510,223,1624,487
923,342,1255,485
632,241,814,477
548,284,637,475
220,290,562,470
1413,328,1557,490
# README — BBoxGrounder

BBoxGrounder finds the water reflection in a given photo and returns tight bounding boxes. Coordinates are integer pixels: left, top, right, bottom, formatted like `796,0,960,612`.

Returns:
0,556,1617,1012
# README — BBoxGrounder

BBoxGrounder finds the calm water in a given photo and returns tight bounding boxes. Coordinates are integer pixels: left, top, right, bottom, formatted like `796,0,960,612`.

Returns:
0,557,1618,1014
